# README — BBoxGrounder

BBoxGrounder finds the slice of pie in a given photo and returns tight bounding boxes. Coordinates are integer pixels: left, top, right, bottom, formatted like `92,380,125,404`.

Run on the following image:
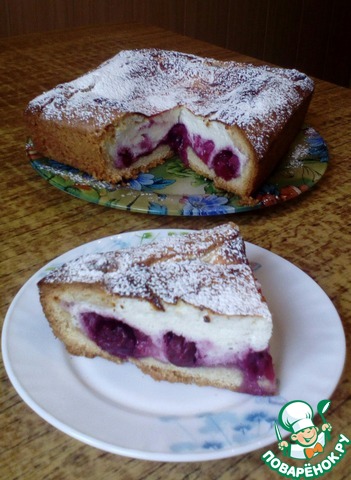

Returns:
25,48,314,199
38,223,276,395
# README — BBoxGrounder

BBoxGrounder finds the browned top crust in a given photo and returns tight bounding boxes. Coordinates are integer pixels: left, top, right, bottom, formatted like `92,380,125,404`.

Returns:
26,49,314,161
39,223,270,317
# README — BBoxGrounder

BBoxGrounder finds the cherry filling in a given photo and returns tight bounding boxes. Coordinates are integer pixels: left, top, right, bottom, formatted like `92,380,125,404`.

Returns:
80,312,197,366
192,135,215,165
166,123,190,163
115,122,240,181
213,150,240,180
245,350,275,381
117,147,134,167
237,349,275,395
81,312,139,357
163,331,197,367
79,312,274,392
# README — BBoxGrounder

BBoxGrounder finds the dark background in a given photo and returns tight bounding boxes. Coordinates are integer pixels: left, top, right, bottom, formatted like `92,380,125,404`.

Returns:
1,0,350,87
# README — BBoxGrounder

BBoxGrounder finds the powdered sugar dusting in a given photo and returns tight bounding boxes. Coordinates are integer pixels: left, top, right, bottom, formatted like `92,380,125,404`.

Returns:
41,223,270,317
101,259,267,316
28,49,314,158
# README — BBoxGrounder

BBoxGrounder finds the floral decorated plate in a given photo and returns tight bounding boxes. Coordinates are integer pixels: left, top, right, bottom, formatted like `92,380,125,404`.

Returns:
2,229,345,461
28,126,328,216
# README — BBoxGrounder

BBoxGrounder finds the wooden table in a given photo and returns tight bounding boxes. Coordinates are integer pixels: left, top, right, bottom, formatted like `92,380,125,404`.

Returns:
1,23,350,479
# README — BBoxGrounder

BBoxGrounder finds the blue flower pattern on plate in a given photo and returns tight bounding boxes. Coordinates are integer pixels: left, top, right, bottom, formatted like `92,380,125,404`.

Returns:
159,395,287,454
128,173,175,191
181,194,236,215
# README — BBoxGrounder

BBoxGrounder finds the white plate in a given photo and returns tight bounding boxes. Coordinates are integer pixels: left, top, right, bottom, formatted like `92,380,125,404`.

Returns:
2,229,345,462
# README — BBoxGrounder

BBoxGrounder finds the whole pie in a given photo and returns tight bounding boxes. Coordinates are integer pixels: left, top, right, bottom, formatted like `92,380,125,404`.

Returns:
25,49,314,199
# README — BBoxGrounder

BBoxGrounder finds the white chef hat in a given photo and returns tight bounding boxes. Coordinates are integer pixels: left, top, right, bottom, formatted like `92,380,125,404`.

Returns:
279,401,315,433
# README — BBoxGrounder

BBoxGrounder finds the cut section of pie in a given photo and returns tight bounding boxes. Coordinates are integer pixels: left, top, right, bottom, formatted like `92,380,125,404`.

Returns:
38,223,276,395
25,48,314,199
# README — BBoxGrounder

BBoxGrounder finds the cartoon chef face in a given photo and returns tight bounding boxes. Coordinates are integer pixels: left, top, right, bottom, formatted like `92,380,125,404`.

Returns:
278,400,318,445
291,426,319,446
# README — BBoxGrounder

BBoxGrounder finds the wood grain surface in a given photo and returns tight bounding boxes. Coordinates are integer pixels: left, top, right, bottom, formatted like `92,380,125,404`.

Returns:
0,22,350,480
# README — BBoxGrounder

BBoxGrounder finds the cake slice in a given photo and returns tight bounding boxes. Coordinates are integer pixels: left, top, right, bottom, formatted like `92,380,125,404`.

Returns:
25,48,314,199
38,223,276,395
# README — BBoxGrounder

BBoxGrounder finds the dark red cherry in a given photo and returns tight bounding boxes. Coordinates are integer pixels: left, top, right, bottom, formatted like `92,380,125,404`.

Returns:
81,312,136,357
245,350,275,380
163,331,197,367
117,147,134,167
193,136,215,164
166,124,191,163
213,149,239,180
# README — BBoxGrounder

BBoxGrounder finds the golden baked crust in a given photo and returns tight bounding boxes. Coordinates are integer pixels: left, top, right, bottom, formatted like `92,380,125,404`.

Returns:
38,223,276,395
38,222,253,314
25,49,314,198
